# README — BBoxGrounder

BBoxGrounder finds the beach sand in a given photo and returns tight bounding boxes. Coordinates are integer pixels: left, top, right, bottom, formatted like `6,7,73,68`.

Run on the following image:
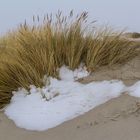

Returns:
1,94,140,140
0,39,140,140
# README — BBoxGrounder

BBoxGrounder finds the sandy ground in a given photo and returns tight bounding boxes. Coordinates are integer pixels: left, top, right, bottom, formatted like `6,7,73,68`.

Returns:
1,94,140,140
79,54,140,86
0,39,140,140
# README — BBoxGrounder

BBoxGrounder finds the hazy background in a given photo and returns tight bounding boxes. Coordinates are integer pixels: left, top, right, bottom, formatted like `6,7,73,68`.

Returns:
0,0,140,34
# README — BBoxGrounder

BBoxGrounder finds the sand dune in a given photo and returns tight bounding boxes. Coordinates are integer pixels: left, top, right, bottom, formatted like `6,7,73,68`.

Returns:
0,38,140,140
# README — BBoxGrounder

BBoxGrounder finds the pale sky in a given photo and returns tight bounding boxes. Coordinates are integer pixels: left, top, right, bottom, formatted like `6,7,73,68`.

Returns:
0,0,140,34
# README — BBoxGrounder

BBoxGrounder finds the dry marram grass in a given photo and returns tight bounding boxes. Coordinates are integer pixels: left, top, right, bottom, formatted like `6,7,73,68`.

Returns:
0,11,139,108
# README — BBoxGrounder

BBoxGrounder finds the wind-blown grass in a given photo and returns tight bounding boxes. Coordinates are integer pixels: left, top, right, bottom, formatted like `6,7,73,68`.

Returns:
0,11,139,108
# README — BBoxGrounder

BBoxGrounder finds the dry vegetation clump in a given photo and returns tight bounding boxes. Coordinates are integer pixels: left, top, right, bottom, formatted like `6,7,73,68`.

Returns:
131,32,140,38
85,33,138,71
124,32,140,39
0,11,139,108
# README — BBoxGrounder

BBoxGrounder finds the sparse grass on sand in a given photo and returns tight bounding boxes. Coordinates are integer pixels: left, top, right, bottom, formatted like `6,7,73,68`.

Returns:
0,11,139,108
130,32,140,38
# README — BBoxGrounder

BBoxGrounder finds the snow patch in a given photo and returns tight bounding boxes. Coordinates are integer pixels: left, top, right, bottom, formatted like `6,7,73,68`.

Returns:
127,81,140,97
59,65,89,81
4,66,140,131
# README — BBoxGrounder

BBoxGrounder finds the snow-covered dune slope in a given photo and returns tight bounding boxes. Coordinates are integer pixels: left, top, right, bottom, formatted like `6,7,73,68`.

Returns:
4,66,140,131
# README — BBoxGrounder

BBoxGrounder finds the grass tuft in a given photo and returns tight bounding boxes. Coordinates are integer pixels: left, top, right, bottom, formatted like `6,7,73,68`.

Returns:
0,11,139,108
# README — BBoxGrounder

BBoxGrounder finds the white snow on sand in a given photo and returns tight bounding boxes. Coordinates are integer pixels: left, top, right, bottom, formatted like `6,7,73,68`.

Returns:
127,81,140,97
4,66,140,131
